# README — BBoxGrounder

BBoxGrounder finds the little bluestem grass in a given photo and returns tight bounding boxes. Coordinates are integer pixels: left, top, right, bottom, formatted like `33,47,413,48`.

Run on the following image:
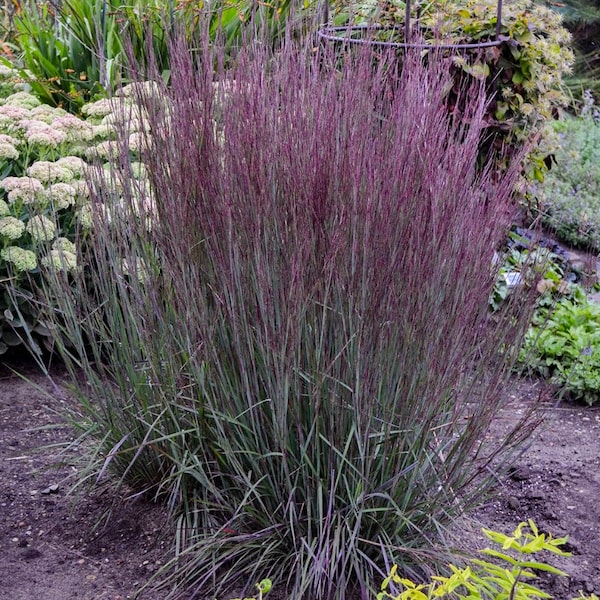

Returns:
40,35,541,600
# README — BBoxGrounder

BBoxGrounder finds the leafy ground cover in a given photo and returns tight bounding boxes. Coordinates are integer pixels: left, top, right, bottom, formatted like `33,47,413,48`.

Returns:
491,228,600,405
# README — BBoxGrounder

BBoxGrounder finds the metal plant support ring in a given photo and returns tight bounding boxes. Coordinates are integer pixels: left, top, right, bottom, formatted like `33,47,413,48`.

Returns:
317,0,505,50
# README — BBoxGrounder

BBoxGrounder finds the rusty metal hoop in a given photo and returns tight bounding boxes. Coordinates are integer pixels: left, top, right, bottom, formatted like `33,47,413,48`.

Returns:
318,0,505,50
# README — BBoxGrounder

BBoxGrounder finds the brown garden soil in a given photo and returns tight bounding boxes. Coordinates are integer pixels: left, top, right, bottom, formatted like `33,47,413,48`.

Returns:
1,354,599,600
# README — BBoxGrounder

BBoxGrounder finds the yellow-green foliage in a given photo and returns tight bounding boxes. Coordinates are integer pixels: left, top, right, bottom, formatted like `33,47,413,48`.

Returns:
377,520,592,600
221,524,598,600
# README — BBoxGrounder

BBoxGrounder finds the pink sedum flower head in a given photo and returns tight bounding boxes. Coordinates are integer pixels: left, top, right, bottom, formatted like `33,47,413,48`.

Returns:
52,113,94,142
0,142,19,160
55,156,86,178
2,177,45,205
48,182,77,209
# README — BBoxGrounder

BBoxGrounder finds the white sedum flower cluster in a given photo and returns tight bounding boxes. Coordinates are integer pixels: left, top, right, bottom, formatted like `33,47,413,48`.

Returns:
0,216,25,240
42,237,78,272
1,246,37,272
20,119,68,147
27,160,74,183
26,214,56,242
0,82,159,289
0,142,18,160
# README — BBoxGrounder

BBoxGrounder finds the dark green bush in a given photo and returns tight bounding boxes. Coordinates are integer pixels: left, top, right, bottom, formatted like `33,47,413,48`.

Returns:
541,92,600,251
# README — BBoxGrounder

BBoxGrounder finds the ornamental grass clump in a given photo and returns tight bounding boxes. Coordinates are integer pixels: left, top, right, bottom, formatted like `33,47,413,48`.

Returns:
42,36,540,600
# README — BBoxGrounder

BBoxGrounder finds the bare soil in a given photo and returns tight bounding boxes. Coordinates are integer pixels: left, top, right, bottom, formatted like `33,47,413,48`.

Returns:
1,356,599,600
0,358,168,600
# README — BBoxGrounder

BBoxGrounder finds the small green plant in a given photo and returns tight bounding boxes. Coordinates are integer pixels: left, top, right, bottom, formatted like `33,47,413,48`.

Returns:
229,579,273,600
378,521,590,600
521,290,600,405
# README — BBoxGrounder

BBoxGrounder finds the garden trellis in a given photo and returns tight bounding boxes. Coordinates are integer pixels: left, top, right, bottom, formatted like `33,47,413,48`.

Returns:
318,0,505,50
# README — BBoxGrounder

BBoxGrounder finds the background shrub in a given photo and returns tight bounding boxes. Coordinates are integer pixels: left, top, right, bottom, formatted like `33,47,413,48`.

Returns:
333,0,574,191
521,288,600,406
541,91,600,251
40,36,541,599
2,0,319,113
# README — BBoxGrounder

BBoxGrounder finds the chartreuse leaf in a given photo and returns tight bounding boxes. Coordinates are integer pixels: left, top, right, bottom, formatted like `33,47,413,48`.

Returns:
517,561,568,576
480,548,519,565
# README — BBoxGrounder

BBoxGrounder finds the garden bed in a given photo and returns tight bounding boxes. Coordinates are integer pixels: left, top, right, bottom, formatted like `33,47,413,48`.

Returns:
1,358,599,600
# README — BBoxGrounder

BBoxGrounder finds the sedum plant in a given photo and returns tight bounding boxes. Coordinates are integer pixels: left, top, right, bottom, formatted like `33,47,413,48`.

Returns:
40,35,541,599
0,85,150,355
0,89,91,354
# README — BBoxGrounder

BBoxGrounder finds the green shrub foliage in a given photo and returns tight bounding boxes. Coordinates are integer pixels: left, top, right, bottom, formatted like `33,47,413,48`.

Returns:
521,288,600,405
378,521,595,600
541,91,600,251
335,0,574,187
